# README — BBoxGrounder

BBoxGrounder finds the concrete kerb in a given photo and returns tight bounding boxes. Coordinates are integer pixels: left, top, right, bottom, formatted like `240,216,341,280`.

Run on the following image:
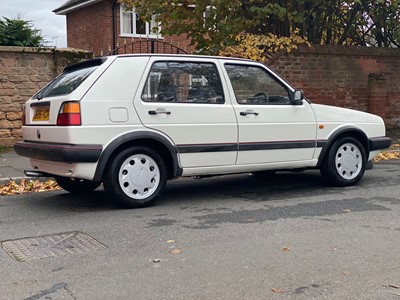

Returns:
0,130,399,186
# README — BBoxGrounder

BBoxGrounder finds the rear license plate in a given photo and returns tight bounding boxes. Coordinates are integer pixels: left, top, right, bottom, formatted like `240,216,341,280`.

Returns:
32,106,50,121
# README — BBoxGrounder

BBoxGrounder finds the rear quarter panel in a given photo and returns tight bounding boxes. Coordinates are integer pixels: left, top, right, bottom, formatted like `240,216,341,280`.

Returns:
81,56,150,126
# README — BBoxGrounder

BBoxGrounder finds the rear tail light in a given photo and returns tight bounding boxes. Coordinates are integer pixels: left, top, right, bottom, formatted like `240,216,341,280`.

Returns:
57,102,81,126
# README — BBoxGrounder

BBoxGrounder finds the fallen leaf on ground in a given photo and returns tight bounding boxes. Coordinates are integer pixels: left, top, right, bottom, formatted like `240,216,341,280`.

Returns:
281,247,290,252
389,284,400,289
166,240,175,243
169,249,183,254
342,272,350,276
271,288,286,293
0,179,60,195
373,152,400,162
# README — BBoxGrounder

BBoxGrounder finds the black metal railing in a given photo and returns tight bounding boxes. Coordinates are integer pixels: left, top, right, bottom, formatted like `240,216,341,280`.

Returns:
104,39,188,56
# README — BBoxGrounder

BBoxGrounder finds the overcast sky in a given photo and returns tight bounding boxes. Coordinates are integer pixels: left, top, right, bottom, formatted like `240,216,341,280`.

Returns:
0,0,68,48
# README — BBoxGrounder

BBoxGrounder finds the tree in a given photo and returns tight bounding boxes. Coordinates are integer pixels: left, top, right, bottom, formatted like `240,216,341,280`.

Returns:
358,0,400,47
120,0,252,53
0,17,45,47
119,0,400,53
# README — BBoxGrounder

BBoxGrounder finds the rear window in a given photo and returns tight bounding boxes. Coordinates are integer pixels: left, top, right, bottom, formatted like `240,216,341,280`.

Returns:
33,66,98,99
33,58,107,99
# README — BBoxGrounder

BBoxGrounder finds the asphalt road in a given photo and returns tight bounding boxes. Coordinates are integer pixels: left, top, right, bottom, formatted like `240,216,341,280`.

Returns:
1,161,400,300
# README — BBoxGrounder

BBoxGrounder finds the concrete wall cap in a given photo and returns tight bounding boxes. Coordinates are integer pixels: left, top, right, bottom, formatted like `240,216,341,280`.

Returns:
0,46,92,55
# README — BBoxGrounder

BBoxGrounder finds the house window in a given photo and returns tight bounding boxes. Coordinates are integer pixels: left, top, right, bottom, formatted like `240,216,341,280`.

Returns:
120,6,161,38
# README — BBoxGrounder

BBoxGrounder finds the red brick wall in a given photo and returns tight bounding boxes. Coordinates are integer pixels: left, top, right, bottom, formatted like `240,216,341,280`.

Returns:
66,0,114,56
268,45,400,129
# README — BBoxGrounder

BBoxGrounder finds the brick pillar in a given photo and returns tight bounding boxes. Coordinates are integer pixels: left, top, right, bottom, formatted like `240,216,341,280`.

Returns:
368,73,387,118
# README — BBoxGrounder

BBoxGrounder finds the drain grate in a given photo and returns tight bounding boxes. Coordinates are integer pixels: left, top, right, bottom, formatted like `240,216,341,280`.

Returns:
1,231,107,262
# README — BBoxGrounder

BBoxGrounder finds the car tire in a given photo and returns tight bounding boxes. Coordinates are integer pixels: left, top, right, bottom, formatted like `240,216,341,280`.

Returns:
54,177,101,193
320,136,366,187
103,146,167,208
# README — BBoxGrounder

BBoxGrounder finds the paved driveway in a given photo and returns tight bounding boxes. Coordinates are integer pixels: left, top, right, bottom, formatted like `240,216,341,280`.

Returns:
1,161,400,300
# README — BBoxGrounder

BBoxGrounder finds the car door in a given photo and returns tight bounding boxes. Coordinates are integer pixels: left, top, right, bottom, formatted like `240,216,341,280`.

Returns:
221,61,317,166
134,57,238,168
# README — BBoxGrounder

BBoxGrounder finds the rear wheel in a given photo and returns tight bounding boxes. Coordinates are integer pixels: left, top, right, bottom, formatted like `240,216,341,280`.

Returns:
54,177,101,193
320,137,366,186
103,146,167,208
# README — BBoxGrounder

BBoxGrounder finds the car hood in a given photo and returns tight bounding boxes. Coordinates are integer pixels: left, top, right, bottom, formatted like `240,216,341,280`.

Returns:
310,104,384,124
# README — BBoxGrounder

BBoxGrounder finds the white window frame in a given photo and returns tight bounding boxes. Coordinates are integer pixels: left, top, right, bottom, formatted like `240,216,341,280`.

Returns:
120,5,162,38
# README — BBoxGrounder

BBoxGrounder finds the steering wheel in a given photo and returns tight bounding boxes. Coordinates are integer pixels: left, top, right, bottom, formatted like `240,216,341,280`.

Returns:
250,91,269,103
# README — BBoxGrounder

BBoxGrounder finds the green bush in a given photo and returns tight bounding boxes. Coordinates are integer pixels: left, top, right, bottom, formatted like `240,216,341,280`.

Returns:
0,17,45,47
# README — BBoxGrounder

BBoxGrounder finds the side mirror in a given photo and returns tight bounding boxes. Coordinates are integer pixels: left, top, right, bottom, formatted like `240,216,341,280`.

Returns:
292,90,304,105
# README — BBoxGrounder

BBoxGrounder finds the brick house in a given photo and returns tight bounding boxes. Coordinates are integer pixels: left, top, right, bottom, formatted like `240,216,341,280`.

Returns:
53,0,194,56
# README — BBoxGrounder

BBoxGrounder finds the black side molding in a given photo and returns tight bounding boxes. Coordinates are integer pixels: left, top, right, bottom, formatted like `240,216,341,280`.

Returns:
369,137,392,151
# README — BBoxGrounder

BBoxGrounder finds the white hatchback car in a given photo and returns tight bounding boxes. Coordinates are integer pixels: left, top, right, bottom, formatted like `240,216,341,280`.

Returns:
15,54,391,208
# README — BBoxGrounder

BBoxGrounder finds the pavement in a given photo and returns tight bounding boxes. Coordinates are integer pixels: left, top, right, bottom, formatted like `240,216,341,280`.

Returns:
0,130,399,185
0,150,31,184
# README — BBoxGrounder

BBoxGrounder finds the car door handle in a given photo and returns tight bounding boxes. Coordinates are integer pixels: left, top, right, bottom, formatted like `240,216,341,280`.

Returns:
148,109,171,115
240,110,259,116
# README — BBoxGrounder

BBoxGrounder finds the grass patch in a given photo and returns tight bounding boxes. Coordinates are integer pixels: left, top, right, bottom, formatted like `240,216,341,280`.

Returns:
0,145,13,153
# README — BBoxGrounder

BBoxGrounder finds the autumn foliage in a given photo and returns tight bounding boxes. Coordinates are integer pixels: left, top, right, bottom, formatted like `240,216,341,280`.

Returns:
373,144,400,162
0,179,60,196
119,0,400,55
218,30,310,62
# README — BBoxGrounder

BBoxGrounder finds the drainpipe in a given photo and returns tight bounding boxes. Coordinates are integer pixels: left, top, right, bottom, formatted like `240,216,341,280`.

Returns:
112,1,117,52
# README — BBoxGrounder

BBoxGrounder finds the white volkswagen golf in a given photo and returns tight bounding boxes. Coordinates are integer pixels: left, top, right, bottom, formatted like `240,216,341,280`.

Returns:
15,54,391,208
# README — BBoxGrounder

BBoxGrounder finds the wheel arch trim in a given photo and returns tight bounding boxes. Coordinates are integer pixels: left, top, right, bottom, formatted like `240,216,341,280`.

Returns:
93,131,182,182
317,126,369,167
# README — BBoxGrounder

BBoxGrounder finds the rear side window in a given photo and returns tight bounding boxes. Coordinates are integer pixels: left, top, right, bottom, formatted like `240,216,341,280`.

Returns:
34,60,104,99
142,61,224,104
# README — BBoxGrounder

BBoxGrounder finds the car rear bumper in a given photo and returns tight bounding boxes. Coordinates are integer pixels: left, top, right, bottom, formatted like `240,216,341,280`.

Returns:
14,141,102,163
369,137,392,151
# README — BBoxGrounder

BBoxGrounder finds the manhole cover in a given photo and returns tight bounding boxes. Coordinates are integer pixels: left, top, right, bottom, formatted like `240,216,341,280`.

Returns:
1,232,107,262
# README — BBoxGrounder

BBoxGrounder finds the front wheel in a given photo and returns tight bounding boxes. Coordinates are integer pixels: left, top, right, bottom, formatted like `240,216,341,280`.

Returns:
103,147,167,208
320,137,366,187
54,177,101,193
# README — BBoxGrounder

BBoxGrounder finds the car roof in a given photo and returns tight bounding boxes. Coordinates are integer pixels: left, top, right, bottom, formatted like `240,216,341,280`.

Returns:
108,53,258,63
